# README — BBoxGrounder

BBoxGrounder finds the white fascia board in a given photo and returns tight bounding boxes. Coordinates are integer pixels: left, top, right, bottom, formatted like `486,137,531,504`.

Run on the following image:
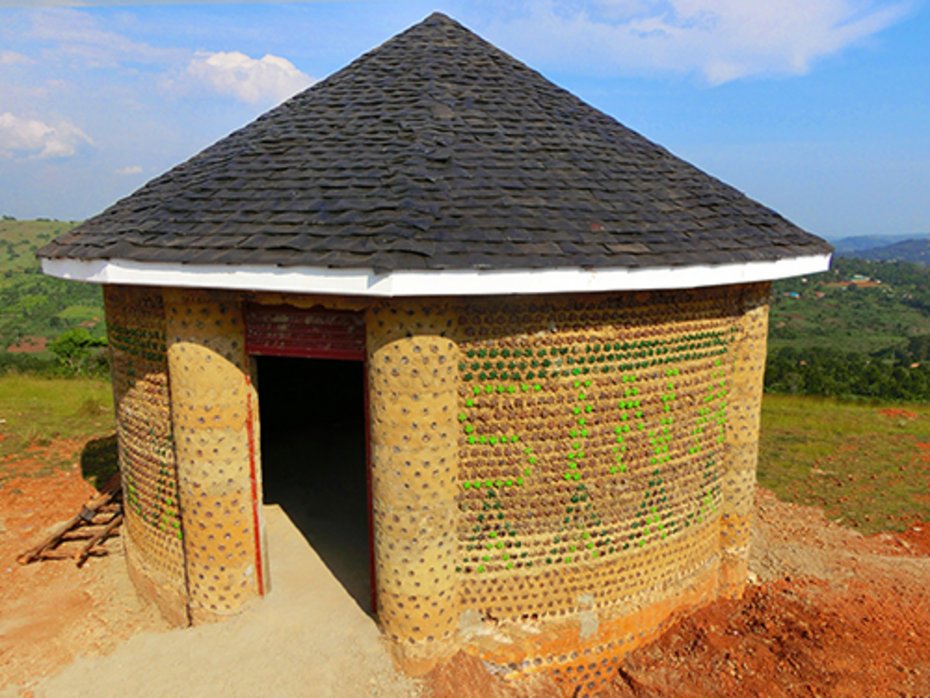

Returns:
40,253,832,297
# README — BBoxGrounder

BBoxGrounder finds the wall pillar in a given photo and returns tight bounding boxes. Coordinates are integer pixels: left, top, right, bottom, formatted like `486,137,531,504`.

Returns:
163,288,264,623
720,283,770,596
105,285,188,626
366,300,460,674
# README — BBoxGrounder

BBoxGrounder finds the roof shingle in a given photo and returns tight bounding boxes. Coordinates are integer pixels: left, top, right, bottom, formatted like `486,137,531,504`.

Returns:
39,12,831,271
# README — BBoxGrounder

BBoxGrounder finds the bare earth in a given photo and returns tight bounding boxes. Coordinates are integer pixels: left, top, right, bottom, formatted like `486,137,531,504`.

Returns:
2,442,929,697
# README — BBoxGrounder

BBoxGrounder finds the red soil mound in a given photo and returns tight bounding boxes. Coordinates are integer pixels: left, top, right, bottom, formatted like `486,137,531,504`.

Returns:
893,522,930,556
611,577,930,697
604,489,930,698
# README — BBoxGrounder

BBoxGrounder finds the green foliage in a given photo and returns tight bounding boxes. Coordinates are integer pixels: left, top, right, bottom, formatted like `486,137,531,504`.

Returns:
0,352,55,375
48,327,108,375
758,394,930,534
767,257,930,402
765,346,930,401
0,219,106,375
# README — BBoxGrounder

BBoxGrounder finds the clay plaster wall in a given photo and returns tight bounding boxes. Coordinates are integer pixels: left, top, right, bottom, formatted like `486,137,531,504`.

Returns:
103,283,770,697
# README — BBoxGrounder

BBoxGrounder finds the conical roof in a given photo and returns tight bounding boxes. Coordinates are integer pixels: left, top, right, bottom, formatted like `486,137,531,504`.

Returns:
40,12,830,294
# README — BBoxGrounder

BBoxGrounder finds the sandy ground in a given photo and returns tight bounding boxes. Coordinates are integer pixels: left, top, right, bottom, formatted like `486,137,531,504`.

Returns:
3,441,930,697
3,504,420,698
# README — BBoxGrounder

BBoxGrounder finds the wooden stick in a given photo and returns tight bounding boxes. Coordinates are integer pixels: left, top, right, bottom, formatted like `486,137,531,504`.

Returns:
35,549,83,561
39,548,109,561
76,513,123,567
61,527,121,541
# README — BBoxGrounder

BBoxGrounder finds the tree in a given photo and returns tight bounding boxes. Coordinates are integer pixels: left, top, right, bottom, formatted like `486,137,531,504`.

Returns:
48,328,107,375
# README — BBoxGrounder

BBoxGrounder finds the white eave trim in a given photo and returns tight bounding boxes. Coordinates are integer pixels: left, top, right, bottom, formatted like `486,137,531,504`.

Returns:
40,253,832,297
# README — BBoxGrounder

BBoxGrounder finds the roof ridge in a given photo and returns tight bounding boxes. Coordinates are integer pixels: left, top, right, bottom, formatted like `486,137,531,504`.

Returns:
422,10,465,25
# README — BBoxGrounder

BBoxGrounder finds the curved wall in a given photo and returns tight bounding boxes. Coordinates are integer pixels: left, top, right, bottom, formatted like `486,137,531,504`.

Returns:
446,284,769,694
103,282,769,696
104,285,188,626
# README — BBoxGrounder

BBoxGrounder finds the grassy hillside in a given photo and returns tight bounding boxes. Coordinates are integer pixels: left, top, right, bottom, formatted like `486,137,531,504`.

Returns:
0,374,115,485
769,257,930,354
766,257,930,400
0,219,105,369
759,394,930,534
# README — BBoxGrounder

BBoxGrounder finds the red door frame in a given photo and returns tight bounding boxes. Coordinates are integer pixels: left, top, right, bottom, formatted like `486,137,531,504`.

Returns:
243,304,377,614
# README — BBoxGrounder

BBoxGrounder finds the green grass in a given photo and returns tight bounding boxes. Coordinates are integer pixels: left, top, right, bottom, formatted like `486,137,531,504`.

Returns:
0,374,115,482
759,393,930,534
56,305,104,323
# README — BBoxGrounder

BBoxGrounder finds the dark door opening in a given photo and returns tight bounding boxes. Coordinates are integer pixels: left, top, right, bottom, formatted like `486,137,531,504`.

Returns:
255,356,372,614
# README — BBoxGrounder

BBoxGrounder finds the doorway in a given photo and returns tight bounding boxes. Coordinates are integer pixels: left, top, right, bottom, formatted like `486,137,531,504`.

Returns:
255,355,373,614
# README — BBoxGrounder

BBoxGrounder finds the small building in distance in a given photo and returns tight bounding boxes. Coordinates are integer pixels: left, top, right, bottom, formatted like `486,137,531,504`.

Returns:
39,13,831,696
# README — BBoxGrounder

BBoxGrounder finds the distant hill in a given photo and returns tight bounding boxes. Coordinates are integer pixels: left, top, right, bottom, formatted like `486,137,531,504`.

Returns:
769,257,930,355
831,233,930,258
0,218,104,366
767,256,930,400
840,238,930,265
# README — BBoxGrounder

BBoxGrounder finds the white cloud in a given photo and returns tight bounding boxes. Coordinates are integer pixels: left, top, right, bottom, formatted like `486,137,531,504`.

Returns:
0,50,32,66
115,164,142,175
25,8,184,68
0,112,92,159
182,51,314,105
492,0,909,84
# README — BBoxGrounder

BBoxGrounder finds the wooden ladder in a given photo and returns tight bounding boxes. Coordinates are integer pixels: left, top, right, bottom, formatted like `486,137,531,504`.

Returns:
17,475,123,568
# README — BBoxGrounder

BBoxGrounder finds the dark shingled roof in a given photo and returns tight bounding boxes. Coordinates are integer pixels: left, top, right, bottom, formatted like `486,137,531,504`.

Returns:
39,12,831,272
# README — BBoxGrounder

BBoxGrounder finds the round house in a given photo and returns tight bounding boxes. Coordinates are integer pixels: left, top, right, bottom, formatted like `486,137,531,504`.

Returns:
40,13,831,696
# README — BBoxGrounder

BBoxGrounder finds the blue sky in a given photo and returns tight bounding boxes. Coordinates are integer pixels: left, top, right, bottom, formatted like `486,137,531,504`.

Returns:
0,1,927,239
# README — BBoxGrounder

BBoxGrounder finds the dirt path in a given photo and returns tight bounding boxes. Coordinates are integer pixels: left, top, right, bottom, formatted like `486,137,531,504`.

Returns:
3,455,930,697
6,505,420,698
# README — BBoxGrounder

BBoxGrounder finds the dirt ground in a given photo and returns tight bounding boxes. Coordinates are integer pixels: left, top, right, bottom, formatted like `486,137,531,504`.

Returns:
607,488,930,698
0,443,168,692
0,438,417,698
1,440,930,697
